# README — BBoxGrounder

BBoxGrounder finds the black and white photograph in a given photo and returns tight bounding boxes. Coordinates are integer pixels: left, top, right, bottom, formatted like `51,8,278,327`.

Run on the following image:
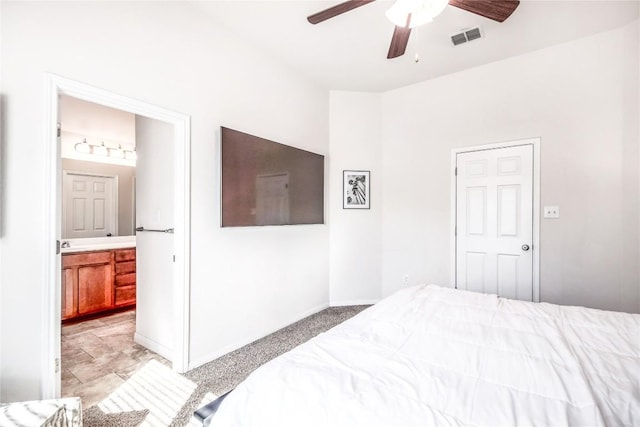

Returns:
343,170,370,209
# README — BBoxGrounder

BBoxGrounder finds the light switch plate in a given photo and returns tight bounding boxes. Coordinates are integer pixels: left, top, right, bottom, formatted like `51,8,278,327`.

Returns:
544,206,560,218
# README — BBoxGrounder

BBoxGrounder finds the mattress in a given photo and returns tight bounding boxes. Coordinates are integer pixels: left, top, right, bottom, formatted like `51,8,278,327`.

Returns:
207,285,640,426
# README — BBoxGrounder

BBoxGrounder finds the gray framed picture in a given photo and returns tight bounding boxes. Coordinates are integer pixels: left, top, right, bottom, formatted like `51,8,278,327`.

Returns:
343,170,370,209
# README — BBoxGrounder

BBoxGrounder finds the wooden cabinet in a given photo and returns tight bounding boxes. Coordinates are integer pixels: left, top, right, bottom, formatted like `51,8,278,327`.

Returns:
114,248,137,307
62,247,136,322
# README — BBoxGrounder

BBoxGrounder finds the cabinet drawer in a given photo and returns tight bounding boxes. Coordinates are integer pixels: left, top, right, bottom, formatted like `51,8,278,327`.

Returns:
115,248,136,262
115,285,136,306
115,273,136,287
63,251,112,268
115,261,136,275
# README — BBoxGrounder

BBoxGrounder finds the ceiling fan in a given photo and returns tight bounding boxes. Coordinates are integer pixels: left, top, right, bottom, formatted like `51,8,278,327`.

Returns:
307,0,520,59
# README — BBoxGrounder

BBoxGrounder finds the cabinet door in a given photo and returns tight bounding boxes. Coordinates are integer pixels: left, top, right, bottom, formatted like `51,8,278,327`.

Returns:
78,263,113,314
61,267,77,320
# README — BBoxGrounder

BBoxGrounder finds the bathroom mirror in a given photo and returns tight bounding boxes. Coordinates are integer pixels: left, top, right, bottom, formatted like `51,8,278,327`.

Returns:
62,160,136,239
60,95,137,239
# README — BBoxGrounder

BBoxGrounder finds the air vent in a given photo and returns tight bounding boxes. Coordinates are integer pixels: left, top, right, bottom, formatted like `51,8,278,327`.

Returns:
450,26,483,46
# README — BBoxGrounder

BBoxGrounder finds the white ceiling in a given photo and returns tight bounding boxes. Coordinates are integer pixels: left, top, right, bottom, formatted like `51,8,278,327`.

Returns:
192,0,639,92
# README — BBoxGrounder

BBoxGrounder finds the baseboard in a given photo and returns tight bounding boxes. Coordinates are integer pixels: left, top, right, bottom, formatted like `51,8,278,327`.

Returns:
330,299,380,307
134,332,172,360
188,301,330,371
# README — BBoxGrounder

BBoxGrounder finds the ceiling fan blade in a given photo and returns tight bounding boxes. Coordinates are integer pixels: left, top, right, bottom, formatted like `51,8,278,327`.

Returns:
387,25,411,59
307,0,376,24
448,0,519,22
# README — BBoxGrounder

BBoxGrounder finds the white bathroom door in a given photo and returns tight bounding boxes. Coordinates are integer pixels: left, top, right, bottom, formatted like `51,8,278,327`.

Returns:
455,144,533,301
135,116,175,359
62,172,116,239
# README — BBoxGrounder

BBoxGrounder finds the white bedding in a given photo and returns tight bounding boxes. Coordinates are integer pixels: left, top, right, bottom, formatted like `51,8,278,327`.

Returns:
208,285,640,426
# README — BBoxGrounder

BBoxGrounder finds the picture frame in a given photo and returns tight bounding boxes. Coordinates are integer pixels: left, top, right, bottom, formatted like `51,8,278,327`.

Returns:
343,170,370,209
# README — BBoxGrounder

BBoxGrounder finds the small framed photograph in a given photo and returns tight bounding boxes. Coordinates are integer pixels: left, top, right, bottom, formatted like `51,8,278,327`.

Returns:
343,170,370,209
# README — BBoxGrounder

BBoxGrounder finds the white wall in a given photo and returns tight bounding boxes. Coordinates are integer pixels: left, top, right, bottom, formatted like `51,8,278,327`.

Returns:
328,92,382,305
326,20,639,312
379,21,640,312
0,2,328,401
60,95,136,167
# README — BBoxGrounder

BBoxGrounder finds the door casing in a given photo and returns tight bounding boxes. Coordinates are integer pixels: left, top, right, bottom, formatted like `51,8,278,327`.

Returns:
42,74,191,398
450,138,540,302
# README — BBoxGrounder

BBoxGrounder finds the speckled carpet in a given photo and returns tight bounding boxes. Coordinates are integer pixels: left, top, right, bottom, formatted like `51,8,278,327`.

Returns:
84,305,369,426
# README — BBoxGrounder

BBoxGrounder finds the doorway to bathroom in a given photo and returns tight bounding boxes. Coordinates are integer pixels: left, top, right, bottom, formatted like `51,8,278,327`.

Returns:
42,75,191,400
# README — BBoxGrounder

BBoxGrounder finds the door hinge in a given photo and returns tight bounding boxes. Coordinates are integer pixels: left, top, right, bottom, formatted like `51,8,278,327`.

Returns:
173,255,176,263
455,226,457,236
56,240,61,255
56,122,61,138
455,167,458,176
55,358,60,374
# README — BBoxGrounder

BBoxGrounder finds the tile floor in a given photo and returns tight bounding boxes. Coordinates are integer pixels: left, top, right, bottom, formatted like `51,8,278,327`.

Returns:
61,309,169,409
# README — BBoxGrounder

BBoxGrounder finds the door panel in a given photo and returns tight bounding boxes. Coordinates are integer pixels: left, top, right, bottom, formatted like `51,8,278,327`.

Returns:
465,252,486,293
497,185,519,236
497,254,518,299
466,187,486,235
456,144,533,301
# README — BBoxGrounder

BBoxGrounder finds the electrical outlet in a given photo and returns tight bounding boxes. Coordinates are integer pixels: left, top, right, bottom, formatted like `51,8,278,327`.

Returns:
543,206,560,218
403,274,409,284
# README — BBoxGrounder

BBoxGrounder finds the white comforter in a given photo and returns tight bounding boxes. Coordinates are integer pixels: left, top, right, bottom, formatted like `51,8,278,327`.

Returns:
209,285,640,426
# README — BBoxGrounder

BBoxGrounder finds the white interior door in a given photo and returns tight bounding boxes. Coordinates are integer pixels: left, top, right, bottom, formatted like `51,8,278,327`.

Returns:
134,116,174,360
63,172,116,239
256,172,290,225
456,144,533,301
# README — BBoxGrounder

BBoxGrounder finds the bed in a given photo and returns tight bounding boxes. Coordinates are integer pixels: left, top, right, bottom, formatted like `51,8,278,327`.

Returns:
201,285,639,426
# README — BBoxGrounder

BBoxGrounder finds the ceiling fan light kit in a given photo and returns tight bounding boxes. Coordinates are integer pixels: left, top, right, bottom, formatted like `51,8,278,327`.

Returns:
307,0,519,59
385,0,449,28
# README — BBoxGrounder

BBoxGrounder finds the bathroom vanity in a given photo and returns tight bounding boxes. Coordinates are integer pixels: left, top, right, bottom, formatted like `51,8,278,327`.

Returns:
61,237,136,322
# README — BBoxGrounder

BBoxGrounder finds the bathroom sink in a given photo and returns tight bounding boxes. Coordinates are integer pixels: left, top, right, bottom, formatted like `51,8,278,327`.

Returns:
61,236,136,253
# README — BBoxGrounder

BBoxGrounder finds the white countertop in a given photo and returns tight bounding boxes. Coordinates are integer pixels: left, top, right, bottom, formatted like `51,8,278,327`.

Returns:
61,236,136,254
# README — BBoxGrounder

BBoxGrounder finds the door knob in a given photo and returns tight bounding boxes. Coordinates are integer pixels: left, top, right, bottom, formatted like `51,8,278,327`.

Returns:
522,244,530,251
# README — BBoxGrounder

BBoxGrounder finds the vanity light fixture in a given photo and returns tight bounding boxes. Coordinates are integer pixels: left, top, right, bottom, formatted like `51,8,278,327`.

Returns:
124,148,137,161
73,137,136,162
93,141,109,157
109,144,125,159
74,138,91,154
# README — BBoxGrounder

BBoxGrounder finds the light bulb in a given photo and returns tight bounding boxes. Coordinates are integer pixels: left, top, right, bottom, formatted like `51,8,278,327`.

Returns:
125,148,137,161
93,141,109,156
109,144,125,159
74,138,91,154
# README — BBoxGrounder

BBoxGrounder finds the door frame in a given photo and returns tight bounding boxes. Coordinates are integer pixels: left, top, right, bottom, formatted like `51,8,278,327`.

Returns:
450,138,540,302
62,170,119,239
42,74,192,398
